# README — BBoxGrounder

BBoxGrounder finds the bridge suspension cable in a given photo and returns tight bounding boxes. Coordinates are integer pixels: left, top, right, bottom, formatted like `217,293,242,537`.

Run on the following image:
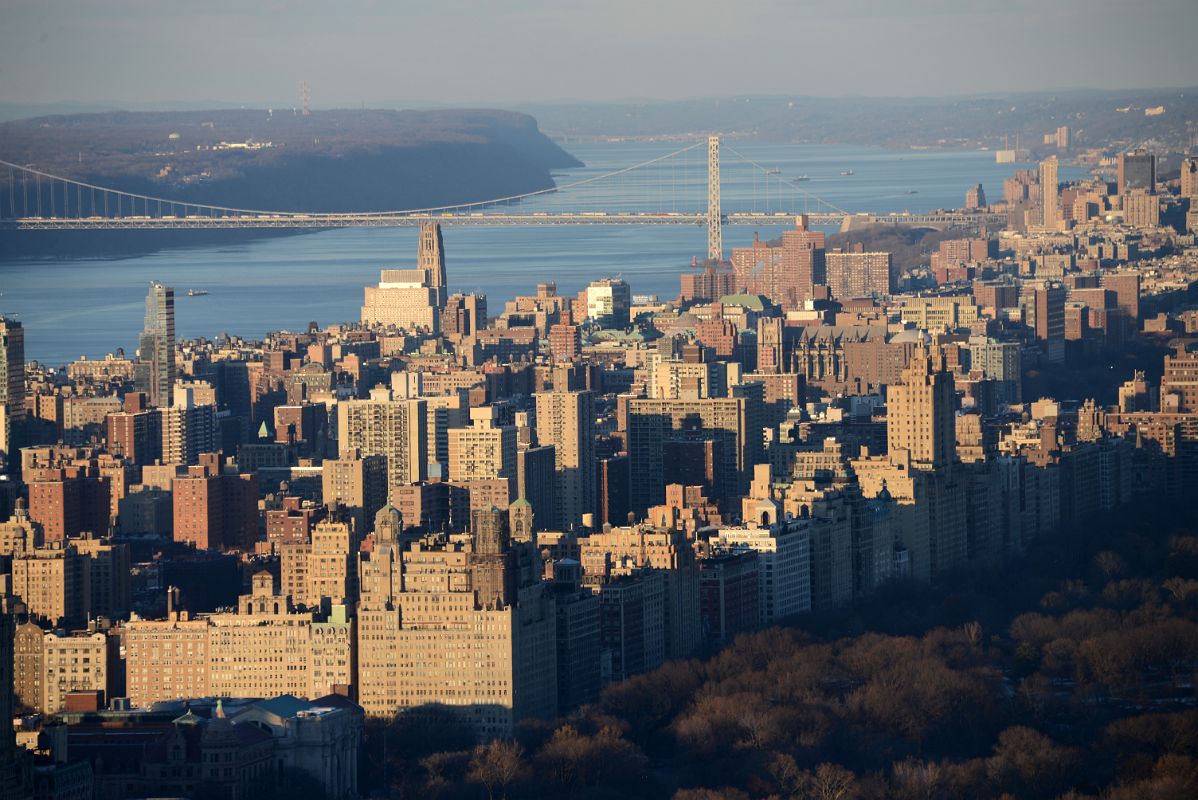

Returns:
0,143,1006,233
0,142,707,221
722,143,854,217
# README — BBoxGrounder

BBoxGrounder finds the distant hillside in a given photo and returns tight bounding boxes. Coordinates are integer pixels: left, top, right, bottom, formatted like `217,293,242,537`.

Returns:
525,87,1197,153
0,108,581,213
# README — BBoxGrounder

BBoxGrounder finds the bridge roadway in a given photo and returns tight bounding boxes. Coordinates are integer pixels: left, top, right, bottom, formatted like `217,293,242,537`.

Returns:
0,210,1006,232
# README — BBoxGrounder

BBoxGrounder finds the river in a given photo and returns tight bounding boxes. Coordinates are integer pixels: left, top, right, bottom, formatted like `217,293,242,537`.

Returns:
0,142,1079,366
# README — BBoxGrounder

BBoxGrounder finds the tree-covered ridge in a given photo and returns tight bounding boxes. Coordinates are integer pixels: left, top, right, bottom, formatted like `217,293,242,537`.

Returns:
0,108,580,214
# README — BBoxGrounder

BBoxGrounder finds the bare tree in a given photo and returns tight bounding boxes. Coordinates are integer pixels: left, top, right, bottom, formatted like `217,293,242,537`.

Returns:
467,739,526,800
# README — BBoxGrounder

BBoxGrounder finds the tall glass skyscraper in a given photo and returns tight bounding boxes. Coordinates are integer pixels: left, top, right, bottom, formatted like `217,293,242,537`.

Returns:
135,282,175,407
0,316,25,468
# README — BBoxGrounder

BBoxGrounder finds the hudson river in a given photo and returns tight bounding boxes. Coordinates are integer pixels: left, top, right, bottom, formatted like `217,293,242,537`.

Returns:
1,142,1079,365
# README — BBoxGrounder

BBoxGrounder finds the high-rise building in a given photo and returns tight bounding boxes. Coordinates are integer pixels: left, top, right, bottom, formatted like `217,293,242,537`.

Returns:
106,393,163,468
535,391,596,529
0,499,40,557
965,183,987,209
355,505,557,736
623,388,762,513
122,593,210,707
448,406,518,490
584,278,632,329
1101,272,1141,322
0,317,25,470
337,388,428,491
27,469,110,542
292,516,360,608
596,571,666,683
135,282,175,407
1118,148,1156,194
1039,156,1059,227
1161,342,1198,414
10,541,89,625
159,384,216,466
321,451,388,535
40,630,112,715
72,533,132,618
1026,283,1067,364
579,525,701,658
173,455,259,551
825,251,893,299
933,237,993,270
1122,190,1160,229
1181,157,1198,199
124,579,354,707
679,263,736,304
0,599,33,797
698,549,760,645
361,222,448,331
550,570,601,714
441,293,487,340
13,621,43,713
596,454,631,528
711,515,812,624
516,444,557,530
730,217,826,309
207,573,343,700
549,323,582,363
967,336,1022,404
886,347,957,472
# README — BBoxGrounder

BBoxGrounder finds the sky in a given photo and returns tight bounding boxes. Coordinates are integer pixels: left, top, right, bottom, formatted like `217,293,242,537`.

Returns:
2,0,1196,109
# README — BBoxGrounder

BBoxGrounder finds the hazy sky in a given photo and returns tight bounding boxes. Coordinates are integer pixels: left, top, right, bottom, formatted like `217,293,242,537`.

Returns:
2,0,1196,108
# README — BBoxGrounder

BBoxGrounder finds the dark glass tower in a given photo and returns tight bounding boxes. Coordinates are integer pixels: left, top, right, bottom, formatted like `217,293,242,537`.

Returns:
135,282,176,407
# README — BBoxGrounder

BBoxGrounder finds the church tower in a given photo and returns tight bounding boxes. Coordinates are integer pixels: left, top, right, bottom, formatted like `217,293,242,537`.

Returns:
418,222,448,309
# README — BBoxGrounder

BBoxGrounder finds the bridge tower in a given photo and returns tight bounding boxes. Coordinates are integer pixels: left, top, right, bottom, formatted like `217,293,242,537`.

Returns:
707,135,722,262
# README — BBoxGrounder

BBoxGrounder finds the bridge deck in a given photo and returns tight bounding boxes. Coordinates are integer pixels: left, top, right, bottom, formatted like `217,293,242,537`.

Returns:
0,211,1004,231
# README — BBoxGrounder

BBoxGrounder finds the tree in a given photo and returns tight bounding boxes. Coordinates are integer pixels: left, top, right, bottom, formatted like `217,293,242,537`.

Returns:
794,763,861,800
985,726,1079,798
467,739,526,800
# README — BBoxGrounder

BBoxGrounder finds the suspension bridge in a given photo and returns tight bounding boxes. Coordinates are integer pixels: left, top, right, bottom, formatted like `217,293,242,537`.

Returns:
0,137,1004,260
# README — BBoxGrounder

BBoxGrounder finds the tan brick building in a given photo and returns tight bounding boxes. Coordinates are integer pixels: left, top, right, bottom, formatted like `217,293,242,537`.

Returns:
322,451,387,535
355,505,557,737
124,576,355,708
579,525,701,658
337,388,428,491
10,541,89,625
448,406,518,488
41,630,110,715
124,602,210,708
535,391,596,529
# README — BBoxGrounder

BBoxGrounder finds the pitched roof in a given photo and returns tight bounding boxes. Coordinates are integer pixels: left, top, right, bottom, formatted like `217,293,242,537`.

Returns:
253,694,310,719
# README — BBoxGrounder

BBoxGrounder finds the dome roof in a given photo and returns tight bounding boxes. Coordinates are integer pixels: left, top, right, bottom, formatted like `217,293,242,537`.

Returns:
890,329,931,344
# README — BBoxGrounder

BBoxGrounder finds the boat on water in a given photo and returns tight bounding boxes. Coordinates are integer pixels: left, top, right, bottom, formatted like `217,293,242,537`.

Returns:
792,175,811,182
903,190,918,195
840,169,854,176
187,289,209,297
766,167,782,175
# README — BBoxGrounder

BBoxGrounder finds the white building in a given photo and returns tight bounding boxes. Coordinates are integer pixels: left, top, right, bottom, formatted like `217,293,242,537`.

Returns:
585,278,632,329
711,511,811,623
